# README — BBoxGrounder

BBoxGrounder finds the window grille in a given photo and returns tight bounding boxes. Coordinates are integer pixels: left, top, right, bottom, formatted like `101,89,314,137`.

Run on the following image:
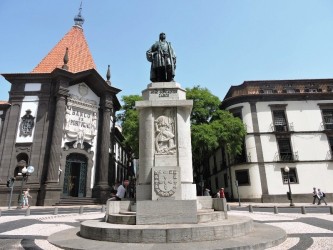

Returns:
323,110,333,129
281,168,298,184
277,138,293,161
273,111,287,132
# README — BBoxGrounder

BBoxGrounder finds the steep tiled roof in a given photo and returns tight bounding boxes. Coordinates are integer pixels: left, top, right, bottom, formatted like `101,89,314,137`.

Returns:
32,25,96,73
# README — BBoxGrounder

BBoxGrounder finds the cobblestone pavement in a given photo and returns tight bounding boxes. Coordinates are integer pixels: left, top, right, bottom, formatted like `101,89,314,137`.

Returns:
0,206,333,249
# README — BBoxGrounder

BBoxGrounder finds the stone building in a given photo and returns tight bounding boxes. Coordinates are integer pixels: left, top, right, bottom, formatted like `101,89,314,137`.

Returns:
0,11,132,206
206,79,333,202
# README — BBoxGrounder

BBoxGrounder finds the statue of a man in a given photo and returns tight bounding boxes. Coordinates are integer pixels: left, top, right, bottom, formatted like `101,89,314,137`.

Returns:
146,33,176,82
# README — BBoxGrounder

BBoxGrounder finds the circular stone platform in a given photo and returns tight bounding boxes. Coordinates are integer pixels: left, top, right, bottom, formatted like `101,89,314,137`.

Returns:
80,215,253,243
48,222,286,250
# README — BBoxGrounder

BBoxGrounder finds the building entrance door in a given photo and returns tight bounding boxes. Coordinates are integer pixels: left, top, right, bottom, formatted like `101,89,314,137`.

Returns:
63,153,87,197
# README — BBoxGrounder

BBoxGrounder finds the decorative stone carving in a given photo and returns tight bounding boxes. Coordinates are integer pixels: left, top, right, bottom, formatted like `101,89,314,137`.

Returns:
154,108,176,155
153,170,178,197
78,82,89,97
57,85,69,97
19,109,35,137
63,93,98,147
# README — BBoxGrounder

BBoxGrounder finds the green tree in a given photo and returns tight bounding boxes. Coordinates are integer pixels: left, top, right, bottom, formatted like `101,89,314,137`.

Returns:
117,87,246,168
116,95,142,158
186,86,246,175
185,85,221,124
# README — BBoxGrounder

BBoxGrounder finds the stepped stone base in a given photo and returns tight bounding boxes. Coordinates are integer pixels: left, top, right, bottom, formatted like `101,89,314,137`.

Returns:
80,215,253,243
49,222,286,250
136,200,197,225
107,210,226,225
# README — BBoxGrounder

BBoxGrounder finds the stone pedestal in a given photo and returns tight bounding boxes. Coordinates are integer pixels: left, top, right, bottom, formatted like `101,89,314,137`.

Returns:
135,82,197,224
136,82,196,201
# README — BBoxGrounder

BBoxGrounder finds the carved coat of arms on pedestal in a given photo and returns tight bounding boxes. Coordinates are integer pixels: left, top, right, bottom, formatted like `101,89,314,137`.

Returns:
154,170,178,197
19,109,35,137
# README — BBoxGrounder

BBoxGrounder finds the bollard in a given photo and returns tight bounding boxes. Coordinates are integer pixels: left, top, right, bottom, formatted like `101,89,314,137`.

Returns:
53,207,58,215
79,206,84,214
249,205,253,213
224,209,228,220
330,206,333,215
25,207,30,216
101,205,106,213
301,206,306,214
274,206,279,214
227,204,231,211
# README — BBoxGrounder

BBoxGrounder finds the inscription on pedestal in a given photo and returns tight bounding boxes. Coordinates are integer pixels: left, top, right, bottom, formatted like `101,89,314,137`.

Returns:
150,89,177,98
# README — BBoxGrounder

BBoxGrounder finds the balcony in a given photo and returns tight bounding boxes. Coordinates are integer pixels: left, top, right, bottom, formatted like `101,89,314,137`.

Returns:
321,120,333,131
274,151,299,162
270,122,294,133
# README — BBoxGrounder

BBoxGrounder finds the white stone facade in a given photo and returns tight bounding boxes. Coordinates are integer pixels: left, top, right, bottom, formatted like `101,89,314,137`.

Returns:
207,80,333,202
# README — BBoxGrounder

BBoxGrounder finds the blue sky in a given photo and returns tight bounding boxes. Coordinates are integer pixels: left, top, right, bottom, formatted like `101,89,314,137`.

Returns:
1,0,333,103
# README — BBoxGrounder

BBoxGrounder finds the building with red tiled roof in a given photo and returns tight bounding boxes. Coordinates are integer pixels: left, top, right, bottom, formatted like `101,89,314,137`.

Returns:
0,8,134,207
32,25,96,74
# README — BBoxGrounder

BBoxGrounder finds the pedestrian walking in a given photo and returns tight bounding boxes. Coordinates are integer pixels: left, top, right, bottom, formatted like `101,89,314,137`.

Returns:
317,188,327,205
312,187,319,204
22,188,32,208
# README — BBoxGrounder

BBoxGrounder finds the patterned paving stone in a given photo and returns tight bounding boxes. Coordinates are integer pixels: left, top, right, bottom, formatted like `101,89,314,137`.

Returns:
0,209,332,249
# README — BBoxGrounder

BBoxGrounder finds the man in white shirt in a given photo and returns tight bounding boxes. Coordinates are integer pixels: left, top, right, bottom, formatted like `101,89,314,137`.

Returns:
111,181,129,201
317,188,327,205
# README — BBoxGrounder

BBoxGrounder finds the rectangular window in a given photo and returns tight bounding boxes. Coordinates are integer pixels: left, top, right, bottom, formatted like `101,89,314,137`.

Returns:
281,168,298,184
277,138,293,161
213,155,217,174
322,110,333,130
273,110,287,132
328,137,333,160
235,169,250,186
220,147,227,169
223,173,229,188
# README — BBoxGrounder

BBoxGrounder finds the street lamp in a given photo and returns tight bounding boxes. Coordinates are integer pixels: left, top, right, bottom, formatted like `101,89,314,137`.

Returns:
17,165,34,208
284,166,295,207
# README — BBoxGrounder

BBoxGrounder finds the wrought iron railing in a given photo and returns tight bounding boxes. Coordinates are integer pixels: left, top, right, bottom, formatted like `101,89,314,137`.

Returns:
274,151,299,162
270,122,294,132
320,120,333,130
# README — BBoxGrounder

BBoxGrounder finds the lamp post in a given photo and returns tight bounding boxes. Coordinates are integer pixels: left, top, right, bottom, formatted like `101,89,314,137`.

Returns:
17,165,34,208
284,166,295,207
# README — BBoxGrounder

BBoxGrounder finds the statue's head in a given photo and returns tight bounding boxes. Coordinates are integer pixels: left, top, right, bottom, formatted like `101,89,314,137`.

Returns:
159,32,166,41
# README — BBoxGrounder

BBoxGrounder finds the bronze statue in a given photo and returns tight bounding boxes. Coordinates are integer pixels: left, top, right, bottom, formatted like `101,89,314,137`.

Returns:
146,33,176,82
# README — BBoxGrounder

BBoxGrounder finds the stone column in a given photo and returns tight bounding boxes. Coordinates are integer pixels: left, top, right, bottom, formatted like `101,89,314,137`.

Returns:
93,95,113,202
46,85,69,184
